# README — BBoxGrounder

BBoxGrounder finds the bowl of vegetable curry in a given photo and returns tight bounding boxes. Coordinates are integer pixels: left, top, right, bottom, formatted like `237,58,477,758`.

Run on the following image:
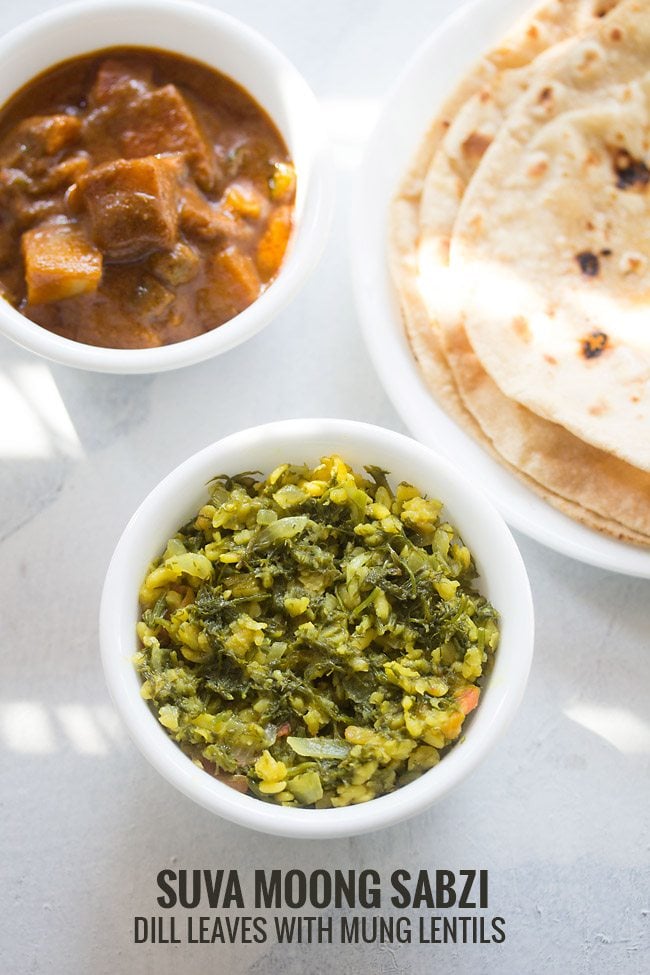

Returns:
0,0,331,371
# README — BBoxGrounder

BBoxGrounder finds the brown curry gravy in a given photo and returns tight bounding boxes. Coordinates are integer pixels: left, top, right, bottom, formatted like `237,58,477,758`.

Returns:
0,47,295,349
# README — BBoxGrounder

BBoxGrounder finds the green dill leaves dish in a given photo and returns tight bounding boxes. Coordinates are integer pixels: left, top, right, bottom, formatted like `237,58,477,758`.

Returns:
135,455,499,808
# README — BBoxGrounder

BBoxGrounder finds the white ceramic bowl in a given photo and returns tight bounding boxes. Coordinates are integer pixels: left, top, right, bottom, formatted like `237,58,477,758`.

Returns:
101,419,534,838
0,0,332,373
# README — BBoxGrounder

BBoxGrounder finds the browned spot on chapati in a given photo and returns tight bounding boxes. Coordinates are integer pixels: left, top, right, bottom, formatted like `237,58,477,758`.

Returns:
581,330,609,359
528,157,548,178
612,148,650,189
512,316,531,342
594,0,618,16
576,251,600,276
461,131,492,163
588,401,608,416
576,44,602,72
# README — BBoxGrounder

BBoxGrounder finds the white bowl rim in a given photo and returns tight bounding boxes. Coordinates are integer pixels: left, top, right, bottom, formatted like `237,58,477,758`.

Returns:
100,418,534,838
0,0,333,373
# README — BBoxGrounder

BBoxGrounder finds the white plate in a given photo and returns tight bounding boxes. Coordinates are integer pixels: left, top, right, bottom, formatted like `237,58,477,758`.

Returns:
350,0,650,579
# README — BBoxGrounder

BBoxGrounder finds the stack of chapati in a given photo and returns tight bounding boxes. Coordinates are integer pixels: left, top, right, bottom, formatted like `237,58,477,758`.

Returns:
391,0,650,545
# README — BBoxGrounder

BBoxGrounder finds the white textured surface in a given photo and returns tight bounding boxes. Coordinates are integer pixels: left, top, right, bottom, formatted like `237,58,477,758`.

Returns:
0,1,648,972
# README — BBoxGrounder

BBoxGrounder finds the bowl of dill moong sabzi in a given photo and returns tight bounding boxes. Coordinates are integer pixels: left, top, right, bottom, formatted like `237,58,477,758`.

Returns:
100,419,534,837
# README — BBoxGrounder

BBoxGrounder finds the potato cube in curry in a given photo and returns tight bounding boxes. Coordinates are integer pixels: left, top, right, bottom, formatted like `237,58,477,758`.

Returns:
256,205,292,281
210,246,261,317
223,182,266,220
0,114,82,175
16,114,81,157
77,155,181,261
21,221,102,304
118,85,218,191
